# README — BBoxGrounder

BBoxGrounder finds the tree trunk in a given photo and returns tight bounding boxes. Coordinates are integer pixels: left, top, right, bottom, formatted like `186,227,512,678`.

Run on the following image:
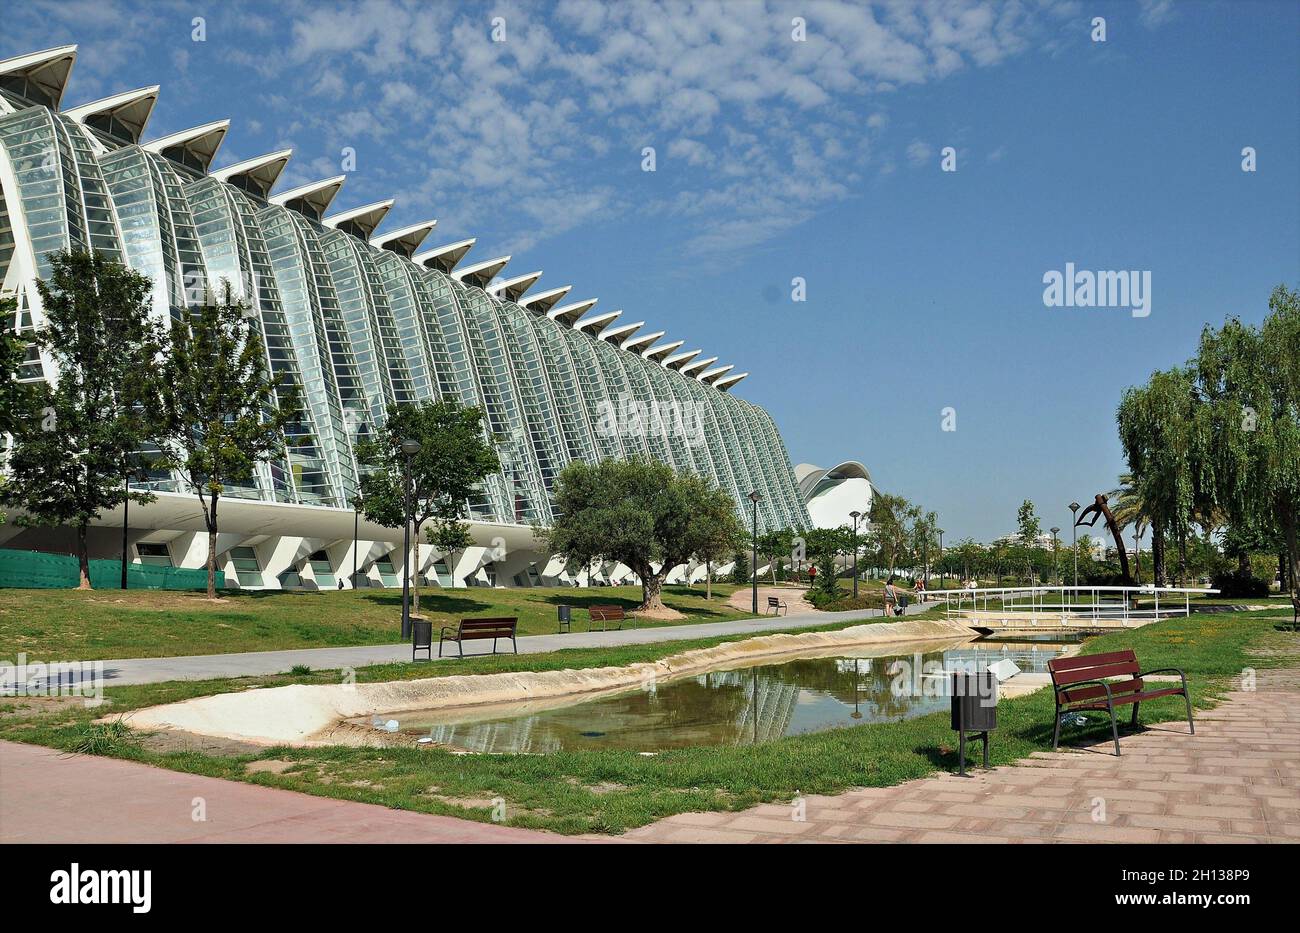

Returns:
76,521,91,589
640,570,666,612
209,493,223,598
1238,550,1251,575
1281,511,1300,622
705,560,712,600
1152,520,1167,587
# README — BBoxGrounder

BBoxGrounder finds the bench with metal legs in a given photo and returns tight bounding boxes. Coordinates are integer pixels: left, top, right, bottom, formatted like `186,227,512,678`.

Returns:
1048,650,1193,756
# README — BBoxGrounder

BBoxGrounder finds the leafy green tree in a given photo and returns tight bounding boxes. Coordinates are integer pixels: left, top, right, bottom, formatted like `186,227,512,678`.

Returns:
0,252,161,587
0,296,37,526
869,492,913,576
0,295,36,438
692,496,744,599
427,518,474,587
758,528,794,584
544,457,743,612
155,285,297,598
729,549,750,586
356,399,499,605
1193,286,1299,616
1117,365,1205,586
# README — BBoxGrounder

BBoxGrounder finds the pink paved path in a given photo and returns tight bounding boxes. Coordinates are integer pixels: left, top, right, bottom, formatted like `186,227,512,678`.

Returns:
622,667,1300,844
0,740,574,843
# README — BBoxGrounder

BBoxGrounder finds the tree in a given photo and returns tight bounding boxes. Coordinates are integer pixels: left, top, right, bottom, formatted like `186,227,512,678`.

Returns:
1193,286,1300,618
0,296,36,438
869,492,913,576
427,518,473,587
1116,366,1205,587
155,285,296,598
692,498,744,600
758,528,793,584
1014,500,1042,583
544,457,743,613
0,252,161,587
356,399,499,606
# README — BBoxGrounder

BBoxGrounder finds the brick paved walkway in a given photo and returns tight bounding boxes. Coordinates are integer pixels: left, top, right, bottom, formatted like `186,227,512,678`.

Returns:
0,740,570,844
622,668,1300,844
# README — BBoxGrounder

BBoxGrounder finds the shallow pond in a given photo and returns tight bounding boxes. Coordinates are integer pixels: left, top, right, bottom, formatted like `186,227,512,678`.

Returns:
376,639,1075,754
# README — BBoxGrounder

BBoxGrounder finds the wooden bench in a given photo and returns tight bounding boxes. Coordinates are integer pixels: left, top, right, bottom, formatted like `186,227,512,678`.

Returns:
439,617,518,658
766,595,787,616
588,604,626,631
1048,649,1192,756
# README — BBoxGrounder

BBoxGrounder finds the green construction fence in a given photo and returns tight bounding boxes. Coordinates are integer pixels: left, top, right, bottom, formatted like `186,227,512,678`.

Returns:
0,548,224,590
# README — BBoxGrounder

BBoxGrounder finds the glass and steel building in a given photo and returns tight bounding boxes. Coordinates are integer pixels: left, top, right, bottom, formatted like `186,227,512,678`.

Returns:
0,46,809,588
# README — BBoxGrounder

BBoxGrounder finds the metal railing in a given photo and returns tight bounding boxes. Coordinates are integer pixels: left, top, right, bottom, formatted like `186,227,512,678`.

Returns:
924,585,1219,628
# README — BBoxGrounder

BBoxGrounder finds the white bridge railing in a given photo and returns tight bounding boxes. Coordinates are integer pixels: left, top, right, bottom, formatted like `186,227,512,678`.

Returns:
923,585,1219,628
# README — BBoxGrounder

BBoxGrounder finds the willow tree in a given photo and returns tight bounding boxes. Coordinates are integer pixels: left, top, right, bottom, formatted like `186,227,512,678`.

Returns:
155,286,296,598
1116,367,1205,586
1193,285,1300,616
545,457,742,613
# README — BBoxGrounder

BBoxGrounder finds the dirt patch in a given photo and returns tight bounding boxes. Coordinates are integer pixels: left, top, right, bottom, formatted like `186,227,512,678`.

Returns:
244,758,298,775
727,586,817,615
138,728,267,757
0,695,109,720
631,605,686,622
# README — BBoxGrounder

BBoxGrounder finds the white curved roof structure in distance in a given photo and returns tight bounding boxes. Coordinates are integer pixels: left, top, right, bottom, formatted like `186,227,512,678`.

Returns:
794,461,875,530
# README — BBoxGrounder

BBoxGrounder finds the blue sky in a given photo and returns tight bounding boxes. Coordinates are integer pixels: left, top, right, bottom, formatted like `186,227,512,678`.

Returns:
5,0,1298,540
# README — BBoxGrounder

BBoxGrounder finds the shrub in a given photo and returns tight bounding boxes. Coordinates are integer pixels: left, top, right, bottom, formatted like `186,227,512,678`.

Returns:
1211,569,1270,598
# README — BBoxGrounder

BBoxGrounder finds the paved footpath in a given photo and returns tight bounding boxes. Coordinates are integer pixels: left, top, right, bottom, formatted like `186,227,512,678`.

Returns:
0,740,569,843
88,603,923,687
622,666,1300,843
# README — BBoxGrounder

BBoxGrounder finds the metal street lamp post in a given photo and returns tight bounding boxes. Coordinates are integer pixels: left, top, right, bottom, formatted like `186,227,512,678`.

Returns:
849,510,861,600
1050,527,1061,586
748,491,761,615
937,528,945,588
352,494,362,589
400,438,421,640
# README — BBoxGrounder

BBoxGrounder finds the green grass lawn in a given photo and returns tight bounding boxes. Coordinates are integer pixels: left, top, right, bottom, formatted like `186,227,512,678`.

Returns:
0,583,753,661
2,606,1294,835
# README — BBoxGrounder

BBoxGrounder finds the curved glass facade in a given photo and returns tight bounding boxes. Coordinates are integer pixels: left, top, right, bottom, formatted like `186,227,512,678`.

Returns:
0,72,810,536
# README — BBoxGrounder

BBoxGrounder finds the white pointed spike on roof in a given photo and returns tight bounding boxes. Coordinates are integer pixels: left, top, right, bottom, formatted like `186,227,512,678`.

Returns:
142,119,230,173
548,298,598,326
622,330,664,352
63,85,160,143
600,320,643,343
664,348,702,370
413,237,476,273
714,372,748,391
698,364,735,384
371,220,436,258
574,309,622,334
453,255,510,288
269,175,347,218
211,148,293,194
643,339,684,362
0,46,78,109
681,355,717,376
520,285,571,314
488,270,542,302
323,199,394,239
